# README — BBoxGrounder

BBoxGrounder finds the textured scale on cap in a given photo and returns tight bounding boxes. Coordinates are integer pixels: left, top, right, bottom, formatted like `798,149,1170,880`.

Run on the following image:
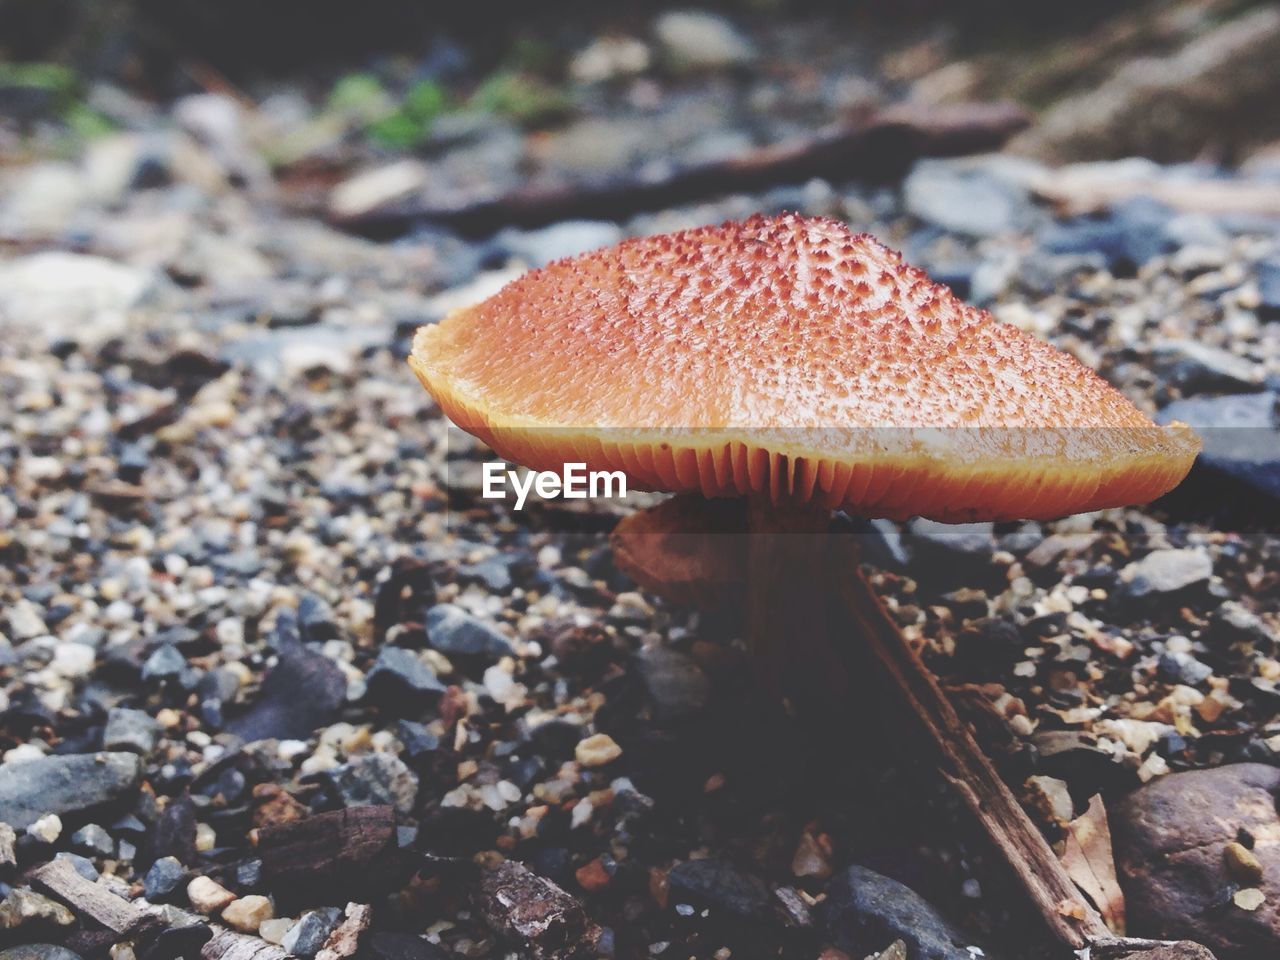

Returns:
410,214,1199,521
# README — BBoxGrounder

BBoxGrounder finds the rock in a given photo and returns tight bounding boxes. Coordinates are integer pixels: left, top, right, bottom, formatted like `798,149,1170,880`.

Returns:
0,752,141,830
493,221,623,268
1154,341,1264,395
0,163,86,237
315,902,372,960
364,646,446,714
103,707,159,754
0,253,159,343
0,889,75,932
822,865,987,959
142,644,186,682
1257,258,1280,319
259,917,294,944
1210,602,1277,652
227,647,347,742
330,161,428,220
1225,841,1265,886
0,946,85,960
69,823,114,857
574,733,622,768
425,604,514,658
221,895,274,933
1157,392,1280,505
903,157,1035,238
282,907,345,959
1013,7,1280,162
653,10,754,71
26,813,61,844
904,519,995,588
6,601,48,641
1120,549,1213,599
1040,197,1175,271
52,853,97,883
323,753,418,815
1156,650,1214,686
144,857,187,901
635,646,710,721
1113,764,1280,957
570,36,652,84
187,875,236,915
667,858,770,920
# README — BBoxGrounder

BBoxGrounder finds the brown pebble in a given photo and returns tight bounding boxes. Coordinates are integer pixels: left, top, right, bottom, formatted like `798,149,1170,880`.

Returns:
1224,841,1264,885
575,857,612,892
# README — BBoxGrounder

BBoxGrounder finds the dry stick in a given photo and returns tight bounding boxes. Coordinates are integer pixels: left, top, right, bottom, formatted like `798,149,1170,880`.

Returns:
831,544,1188,956
328,102,1030,238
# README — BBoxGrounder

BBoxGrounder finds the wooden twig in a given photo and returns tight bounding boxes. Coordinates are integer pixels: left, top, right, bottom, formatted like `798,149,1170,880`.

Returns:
327,102,1030,238
29,856,160,938
831,544,1192,957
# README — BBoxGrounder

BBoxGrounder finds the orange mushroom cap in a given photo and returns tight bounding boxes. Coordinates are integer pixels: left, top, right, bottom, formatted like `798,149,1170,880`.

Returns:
410,214,1199,521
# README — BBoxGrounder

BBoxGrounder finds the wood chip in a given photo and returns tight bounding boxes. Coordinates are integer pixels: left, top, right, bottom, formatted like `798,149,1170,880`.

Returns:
202,929,291,960
29,856,158,937
315,902,372,960
475,860,600,960
1060,795,1126,935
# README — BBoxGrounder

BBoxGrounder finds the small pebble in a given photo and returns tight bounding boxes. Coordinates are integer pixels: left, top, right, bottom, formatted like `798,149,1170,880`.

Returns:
575,733,622,767
187,875,236,914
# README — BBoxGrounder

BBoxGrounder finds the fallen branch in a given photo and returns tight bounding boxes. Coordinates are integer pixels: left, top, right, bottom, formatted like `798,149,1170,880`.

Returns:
328,101,1030,238
831,543,1195,957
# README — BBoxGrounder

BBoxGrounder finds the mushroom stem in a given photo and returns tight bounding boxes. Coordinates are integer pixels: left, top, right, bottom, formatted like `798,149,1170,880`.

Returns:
745,495,850,706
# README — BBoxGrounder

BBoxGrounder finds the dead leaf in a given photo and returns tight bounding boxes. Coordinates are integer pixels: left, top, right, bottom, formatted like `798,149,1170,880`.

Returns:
1059,794,1126,935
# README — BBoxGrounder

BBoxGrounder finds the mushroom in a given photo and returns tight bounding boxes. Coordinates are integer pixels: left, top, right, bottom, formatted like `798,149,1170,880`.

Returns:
409,214,1200,700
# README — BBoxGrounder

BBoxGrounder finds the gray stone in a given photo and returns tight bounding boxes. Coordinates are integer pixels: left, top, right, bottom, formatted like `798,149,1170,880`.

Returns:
1154,340,1263,395
903,158,1033,238
822,865,989,960
653,11,754,71
635,646,710,721
1257,257,1280,318
0,752,141,830
0,253,159,343
1120,549,1213,599
1158,391,1280,503
142,644,186,681
281,907,345,958
69,823,114,857
493,221,623,268
0,946,85,960
425,604,514,658
103,707,159,754
666,858,770,919
53,852,99,882
323,752,418,815
365,646,446,712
